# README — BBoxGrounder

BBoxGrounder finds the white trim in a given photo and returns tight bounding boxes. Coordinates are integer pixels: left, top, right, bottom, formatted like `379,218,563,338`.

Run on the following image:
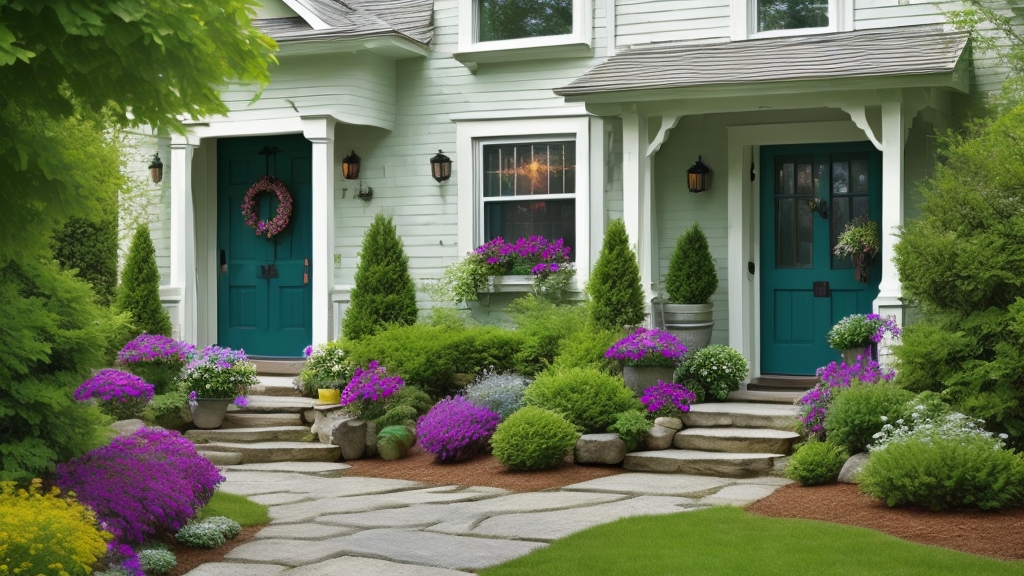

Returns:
605,0,616,57
455,0,593,68
302,115,337,346
280,0,331,30
169,136,198,345
731,0,850,41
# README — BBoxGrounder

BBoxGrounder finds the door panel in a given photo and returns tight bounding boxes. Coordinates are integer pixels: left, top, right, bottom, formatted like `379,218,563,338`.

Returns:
760,142,881,375
218,134,312,357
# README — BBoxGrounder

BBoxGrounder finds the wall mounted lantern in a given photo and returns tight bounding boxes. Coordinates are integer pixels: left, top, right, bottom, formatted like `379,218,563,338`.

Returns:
342,150,361,180
148,153,163,184
687,156,711,193
430,150,452,183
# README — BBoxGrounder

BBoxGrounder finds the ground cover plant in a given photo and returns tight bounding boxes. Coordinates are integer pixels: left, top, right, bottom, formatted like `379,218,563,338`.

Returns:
197,491,270,527
343,213,418,340
640,381,697,419
340,361,406,421
463,369,529,420
523,367,641,433
478,507,1024,576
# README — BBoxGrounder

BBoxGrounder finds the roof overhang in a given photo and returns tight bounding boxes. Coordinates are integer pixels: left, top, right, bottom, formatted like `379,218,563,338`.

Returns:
276,34,430,59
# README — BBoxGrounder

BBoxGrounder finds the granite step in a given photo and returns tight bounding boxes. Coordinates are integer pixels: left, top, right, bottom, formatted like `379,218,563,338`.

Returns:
252,358,305,376
186,426,311,444
727,390,804,404
198,450,244,466
252,375,303,398
221,413,304,429
199,441,342,464
673,427,801,454
623,449,783,478
233,395,316,414
681,402,799,431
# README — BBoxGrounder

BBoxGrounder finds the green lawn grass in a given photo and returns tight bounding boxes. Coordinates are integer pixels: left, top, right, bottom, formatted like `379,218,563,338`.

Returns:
479,507,1024,576
196,491,269,526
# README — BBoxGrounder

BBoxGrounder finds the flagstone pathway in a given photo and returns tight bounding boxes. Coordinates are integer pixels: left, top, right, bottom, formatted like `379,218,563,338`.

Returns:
184,461,792,575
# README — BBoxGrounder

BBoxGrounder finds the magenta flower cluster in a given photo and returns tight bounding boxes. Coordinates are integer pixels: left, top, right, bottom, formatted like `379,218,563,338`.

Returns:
417,396,501,462
798,356,896,439
74,369,154,404
865,313,902,343
117,334,196,364
341,360,404,405
474,235,571,276
640,381,697,415
605,328,687,367
54,427,224,545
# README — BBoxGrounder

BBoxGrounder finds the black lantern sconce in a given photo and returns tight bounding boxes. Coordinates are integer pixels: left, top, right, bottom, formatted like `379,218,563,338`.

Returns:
148,153,163,184
342,149,361,180
686,156,711,193
430,150,452,183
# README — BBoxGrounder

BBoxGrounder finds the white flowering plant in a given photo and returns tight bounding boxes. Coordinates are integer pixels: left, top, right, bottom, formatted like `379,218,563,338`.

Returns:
869,408,1010,452
673,344,749,403
298,343,353,395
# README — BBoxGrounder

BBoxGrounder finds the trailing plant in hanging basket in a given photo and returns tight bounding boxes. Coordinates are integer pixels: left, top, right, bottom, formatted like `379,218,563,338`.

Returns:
241,175,293,238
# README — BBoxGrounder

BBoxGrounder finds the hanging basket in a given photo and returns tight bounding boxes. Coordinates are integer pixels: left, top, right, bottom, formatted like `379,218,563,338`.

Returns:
241,175,293,238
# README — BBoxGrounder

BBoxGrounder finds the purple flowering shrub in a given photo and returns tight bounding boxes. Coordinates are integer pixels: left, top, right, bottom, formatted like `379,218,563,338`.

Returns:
118,334,196,394
417,396,501,462
341,360,405,420
605,327,687,368
798,357,896,440
74,368,154,421
54,427,224,545
640,381,697,419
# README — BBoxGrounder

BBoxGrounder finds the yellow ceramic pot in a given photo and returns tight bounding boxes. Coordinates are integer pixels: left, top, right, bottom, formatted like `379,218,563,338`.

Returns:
317,388,341,405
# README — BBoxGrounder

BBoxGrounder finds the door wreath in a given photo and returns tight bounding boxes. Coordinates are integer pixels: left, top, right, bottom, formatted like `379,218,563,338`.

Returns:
241,175,293,238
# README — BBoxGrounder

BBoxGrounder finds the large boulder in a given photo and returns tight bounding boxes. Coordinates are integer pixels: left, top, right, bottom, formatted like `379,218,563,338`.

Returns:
364,420,379,458
838,452,870,483
654,417,683,430
574,433,627,465
311,409,366,460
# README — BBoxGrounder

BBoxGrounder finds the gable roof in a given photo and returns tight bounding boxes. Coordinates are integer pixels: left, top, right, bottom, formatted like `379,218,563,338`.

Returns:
255,0,433,46
556,26,969,99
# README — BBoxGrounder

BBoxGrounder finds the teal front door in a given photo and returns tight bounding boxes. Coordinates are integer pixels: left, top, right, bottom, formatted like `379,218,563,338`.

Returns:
760,142,882,375
217,135,312,357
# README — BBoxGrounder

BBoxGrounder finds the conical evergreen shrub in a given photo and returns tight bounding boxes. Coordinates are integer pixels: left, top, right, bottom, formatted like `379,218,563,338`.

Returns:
53,215,118,306
117,223,172,337
343,213,418,340
665,223,718,304
588,219,645,330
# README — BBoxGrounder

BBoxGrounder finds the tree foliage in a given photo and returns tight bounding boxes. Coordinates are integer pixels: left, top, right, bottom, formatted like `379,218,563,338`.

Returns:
343,214,419,340
588,219,645,330
665,223,718,304
117,223,172,337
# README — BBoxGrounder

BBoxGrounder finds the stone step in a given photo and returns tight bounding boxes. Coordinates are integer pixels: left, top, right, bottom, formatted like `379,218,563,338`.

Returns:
673,427,801,454
252,358,305,376
747,375,817,392
253,375,303,398
198,450,244,466
199,441,342,464
186,426,312,444
234,395,316,413
728,390,804,404
623,449,783,478
681,402,799,431
221,413,305,429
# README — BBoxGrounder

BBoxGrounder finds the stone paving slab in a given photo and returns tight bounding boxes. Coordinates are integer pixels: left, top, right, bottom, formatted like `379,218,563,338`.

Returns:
560,472,733,496
219,476,423,497
250,492,315,506
696,483,783,506
326,528,547,571
269,487,503,524
226,537,352,566
223,461,352,475
255,523,362,540
281,556,474,576
184,562,288,576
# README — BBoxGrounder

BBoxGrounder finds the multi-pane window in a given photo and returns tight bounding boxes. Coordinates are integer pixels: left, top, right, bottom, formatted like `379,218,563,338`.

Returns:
829,153,870,269
756,0,829,33
478,0,574,42
481,140,576,257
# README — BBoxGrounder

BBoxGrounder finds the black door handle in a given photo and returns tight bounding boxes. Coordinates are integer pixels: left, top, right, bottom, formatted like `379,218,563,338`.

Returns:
220,250,227,273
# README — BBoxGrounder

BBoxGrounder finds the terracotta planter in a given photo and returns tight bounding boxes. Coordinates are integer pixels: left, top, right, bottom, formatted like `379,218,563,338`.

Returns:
662,302,714,351
317,388,341,405
622,365,676,396
190,398,231,429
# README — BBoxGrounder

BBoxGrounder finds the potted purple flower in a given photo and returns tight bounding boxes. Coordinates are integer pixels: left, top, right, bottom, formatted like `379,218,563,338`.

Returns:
605,327,687,395
180,346,257,429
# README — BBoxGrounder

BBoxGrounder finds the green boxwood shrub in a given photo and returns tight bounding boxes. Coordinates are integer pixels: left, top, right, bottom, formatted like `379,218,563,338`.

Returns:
508,295,590,376
824,384,915,454
607,410,652,451
343,213,418,340
550,325,624,374
524,367,641,433
588,219,645,330
117,223,172,337
785,441,849,486
491,406,580,471
665,223,718,305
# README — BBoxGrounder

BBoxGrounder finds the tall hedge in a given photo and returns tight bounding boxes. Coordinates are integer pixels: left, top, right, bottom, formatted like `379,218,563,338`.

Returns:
588,219,645,330
665,223,718,304
53,215,118,306
343,213,418,340
117,223,172,337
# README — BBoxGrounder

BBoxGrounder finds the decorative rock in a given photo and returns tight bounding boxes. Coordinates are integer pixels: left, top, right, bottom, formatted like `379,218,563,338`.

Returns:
838,452,870,483
303,409,317,424
574,433,627,465
365,420,378,458
642,425,675,450
377,426,415,460
311,408,353,444
198,450,244,466
335,419,367,460
110,419,146,436
654,417,683,430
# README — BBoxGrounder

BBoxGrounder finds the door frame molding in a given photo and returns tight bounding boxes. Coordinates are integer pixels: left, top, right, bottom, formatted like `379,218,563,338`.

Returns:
726,120,872,379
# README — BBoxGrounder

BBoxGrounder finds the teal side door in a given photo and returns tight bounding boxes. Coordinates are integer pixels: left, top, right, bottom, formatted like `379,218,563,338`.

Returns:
760,142,882,375
217,134,312,357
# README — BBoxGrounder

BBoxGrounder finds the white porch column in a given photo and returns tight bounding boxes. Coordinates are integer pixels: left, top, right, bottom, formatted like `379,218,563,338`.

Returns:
303,116,337,345
876,94,906,312
622,112,655,304
169,135,198,344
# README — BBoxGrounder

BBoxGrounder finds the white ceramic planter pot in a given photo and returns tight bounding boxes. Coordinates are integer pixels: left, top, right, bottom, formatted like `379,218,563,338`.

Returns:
190,398,231,429
622,365,677,396
662,302,714,352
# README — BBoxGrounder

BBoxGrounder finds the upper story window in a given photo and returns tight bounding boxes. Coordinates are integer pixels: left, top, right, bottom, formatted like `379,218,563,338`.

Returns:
478,0,574,42
756,0,829,33
455,0,592,68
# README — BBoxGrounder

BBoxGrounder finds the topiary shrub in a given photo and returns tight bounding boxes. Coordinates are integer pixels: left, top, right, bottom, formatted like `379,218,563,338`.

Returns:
117,223,172,337
418,396,501,462
824,384,915,454
665,223,718,304
53,215,119,306
785,441,849,486
137,548,177,576
588,219,645,330
607,410,652,451
524,366,641,433
342,213,419,340
674,345,748,402
491,407,580,471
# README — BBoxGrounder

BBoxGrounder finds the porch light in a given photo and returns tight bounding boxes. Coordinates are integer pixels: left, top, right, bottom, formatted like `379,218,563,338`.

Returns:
430,150,452,183
148,153,163,184
687,156,711,193
342,150,361,180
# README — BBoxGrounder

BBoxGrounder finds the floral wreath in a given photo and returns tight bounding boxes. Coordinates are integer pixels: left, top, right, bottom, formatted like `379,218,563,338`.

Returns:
241,175,293,238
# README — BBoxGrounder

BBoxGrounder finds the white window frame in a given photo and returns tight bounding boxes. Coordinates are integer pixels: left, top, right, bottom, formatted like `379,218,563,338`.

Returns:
455,0,593,68
456,116,592,284
730,0,852,41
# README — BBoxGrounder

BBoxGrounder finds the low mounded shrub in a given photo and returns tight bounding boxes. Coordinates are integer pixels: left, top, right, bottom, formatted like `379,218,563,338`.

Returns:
117,334,195,395
607,410,652,451
199,516,241,539
824,384,915,454
797,358,896,440
0,479,110,576
507,296,590,376
674,344,748,402
417,396,501,462
174,515,242,549
550,325,624,374
74,368,154,421
491,406,580,471
463,369,529,420
144,390,190,430
785,441,849,486
524,367,641,433
137,548,177,576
